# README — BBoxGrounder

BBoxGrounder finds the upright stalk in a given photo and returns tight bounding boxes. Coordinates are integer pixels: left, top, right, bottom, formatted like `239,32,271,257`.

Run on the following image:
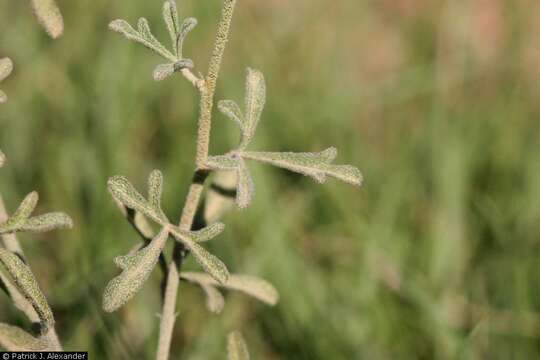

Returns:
155,1,237,359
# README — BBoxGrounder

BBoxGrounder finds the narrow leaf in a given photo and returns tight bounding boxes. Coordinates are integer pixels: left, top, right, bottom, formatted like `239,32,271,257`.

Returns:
191,223,225,242
109,19,175,62
12,192,39,222
205,154,241,171
163,0,180,55
228,331,250,360
240,68,266,149
0,248,54,328
147,170,164,214
177,17,198,59
204,171,237,224
181,272,279,306
170,228,229,284
103,228,169,312
153,63,175,81
242,148,363,186
218,100,244,130
0,58,13,82
108,175,168,224
20,212,73,233
0,324,47,351
236,159,254,209
200,283,225,313
30,0,64,39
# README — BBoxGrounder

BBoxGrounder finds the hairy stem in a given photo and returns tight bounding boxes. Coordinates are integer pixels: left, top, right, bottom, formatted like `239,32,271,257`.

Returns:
155,1,237,359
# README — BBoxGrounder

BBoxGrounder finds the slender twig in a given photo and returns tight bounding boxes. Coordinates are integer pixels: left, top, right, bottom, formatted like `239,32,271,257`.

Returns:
0,195,63,351
155,1,237,359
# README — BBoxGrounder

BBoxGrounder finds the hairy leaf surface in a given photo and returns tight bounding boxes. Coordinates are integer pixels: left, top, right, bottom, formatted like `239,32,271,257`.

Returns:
0,323,47,351
103,228,169,312
227,331,250,360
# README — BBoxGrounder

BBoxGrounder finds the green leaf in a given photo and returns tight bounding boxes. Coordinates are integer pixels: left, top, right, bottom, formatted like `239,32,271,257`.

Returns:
103,228,170,312
218,100,243,130
218,69,266,150
0,323,47,351
153,59,194,82
170,227,229,284
199,282,225,314
242,147,363,186
108,174,168,224
241,68,266,149
20,212,73,233
0,248,54,328
227,331,250,360
109,19,176,62
177,17,197,59
0,192,72,234
181,272,279,306
11,192,39,223
30,0,64,39
147,170,164,214
205,154,241,170
190,222,225,242
236,159,254,209
163,0,180,55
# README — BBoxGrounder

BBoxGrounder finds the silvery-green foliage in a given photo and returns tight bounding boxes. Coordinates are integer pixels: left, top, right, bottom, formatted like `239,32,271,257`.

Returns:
207,68,363,208
30,0,64,39
0,248,55,329
107,171,229,287
181,271,279,314
0,323,47,351
0,192,73,235
103,228,170,312
227,331,250,360
109,0,197,81
0,57,13,104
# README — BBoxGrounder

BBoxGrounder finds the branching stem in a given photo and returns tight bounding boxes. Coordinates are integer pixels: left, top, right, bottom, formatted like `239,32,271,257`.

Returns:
155,1,237,359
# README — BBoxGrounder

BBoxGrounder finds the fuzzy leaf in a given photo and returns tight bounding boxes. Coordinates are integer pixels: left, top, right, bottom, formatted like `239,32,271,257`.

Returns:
205,154,241,171
0,248,54,328
163,0,180,55
103,228,169,312
108,175,168,224
0,323,47,351
242,147,363,186
12,192,39,222
181,272,279,306
147,170,164,213
241,68,266,149
109,19,176,62
228,331,250,360
153,59,194,81
236,159,254,209
0,58,13,82
177,17,198,59
218,100,243,129
190,222,225,242
170,227,229,284
200,283,225,313
30,0,64,39
20,212,73,233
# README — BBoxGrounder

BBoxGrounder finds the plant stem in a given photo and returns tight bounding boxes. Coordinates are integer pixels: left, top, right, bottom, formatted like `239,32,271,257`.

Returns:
155,1,237,359
0,195,63,351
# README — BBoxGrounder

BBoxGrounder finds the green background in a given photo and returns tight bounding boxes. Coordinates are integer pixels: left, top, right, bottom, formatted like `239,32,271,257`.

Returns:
1,0,540,358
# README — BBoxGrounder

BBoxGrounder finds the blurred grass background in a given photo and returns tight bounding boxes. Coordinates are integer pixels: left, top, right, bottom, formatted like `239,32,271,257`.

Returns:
1,0,540,358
